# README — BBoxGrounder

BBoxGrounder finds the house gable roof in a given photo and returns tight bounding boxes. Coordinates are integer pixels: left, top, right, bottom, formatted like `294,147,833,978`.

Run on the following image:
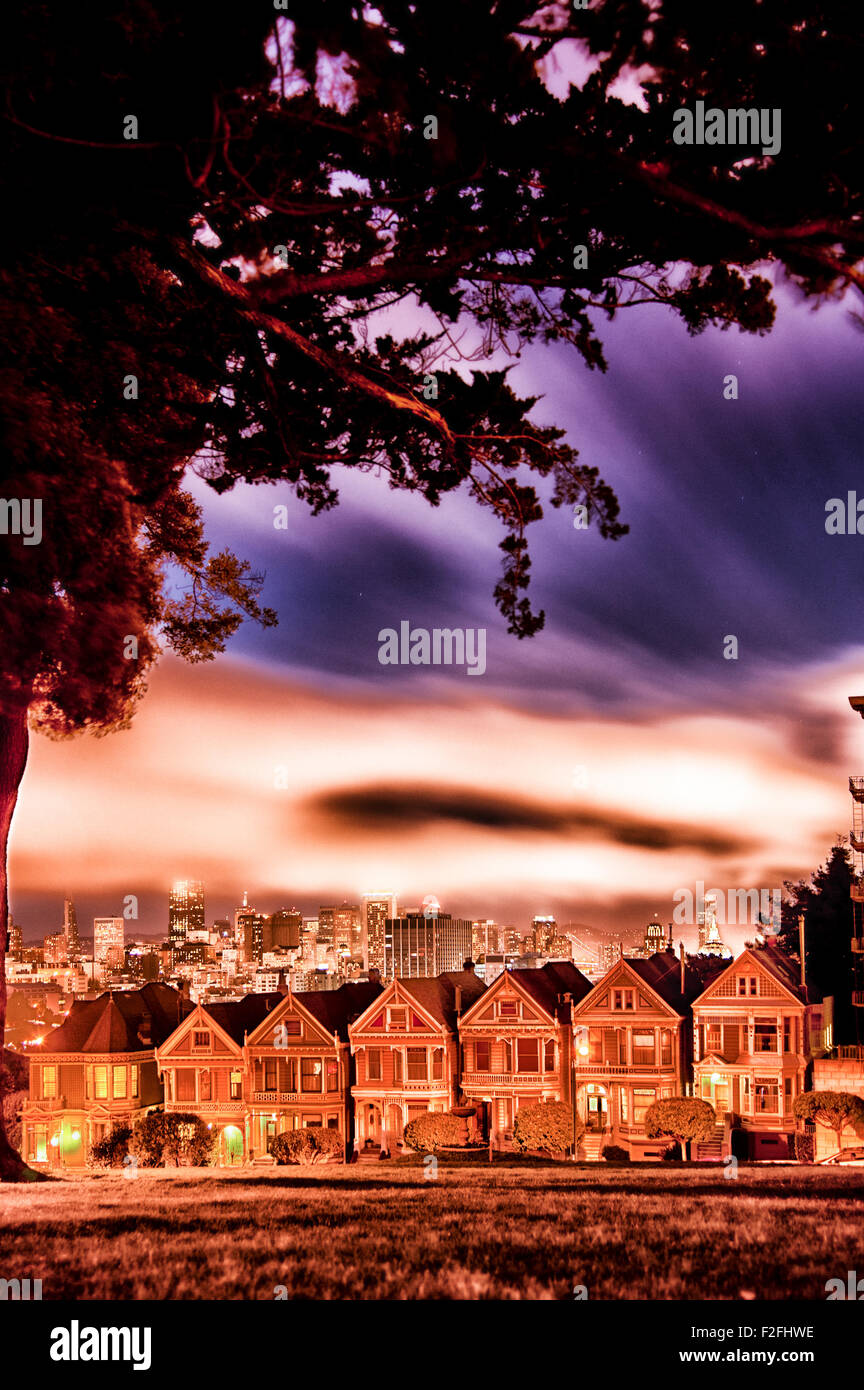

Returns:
692,945,811,1008
41,984,192,1054
461,962,592,1026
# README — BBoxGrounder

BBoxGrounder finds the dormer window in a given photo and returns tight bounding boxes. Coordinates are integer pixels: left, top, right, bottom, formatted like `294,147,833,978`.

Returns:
499,1000,518,1019
193,1030,211,1049
389,1008,407,1030
612,989,634,1011
737,977,757,997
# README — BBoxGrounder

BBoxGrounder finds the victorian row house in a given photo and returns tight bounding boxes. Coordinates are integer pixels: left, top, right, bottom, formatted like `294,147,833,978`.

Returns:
21,946,829,1168
21,983,192,1170
348,969,486,1154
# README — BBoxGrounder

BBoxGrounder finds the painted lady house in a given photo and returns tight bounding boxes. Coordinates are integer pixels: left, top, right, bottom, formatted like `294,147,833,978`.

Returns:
244,980,383,1159
458,962,593,1148
21,983,191,1170
154,991,287,1165
570,951,717,1160
349,970,485,1155
691,945,823,1160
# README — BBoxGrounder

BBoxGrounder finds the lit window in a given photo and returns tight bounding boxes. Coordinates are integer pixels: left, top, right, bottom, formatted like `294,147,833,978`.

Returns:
31,1125,48,1163
326,1060,339,1092
94,1066,108,1099
407,1048,427,1081
112,1066,127,1099
301,1058,323,1093
42,1065,57,1100
633,1088,656,1125
632,1032,655,1065
131,1065,139,1098
230,1071,242,1100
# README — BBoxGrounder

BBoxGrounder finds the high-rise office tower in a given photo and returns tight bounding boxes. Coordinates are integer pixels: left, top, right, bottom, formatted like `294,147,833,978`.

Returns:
332,903,361,956
267,908,302,952
317,906,335,948
8,917,23,962
236,896,266,964
94,917,125,970
472,919,499,958
362,893,397,972
169,880,205,946
63,898,80,959
385,908,472,978
531,914,557,955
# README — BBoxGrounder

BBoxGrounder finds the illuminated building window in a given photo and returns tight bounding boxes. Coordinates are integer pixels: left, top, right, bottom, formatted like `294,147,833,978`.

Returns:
131,1066,139,1098
230,1071,242,1100
301,1058,323,1093
42,1065,57,1100
94,1066,108,1099
113,1066,127,1099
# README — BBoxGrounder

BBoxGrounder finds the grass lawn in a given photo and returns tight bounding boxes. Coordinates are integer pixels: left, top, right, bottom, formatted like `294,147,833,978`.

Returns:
1,1161,863,1300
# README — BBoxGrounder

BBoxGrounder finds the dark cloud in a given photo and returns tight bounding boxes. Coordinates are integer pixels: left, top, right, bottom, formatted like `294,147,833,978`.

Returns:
306,782,749,856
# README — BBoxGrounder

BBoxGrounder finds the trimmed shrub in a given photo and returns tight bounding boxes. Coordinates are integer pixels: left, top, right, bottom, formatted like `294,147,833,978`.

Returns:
791,1131,814,1164
131,1111,215,1167
88,1124,132,1170
402,1112,465,1152
601,1143,630,1162
513,1100,581,1154
269,1127,343,1165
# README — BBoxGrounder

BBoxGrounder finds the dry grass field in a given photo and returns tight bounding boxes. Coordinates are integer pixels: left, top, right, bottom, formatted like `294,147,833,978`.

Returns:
1,1161,863,1300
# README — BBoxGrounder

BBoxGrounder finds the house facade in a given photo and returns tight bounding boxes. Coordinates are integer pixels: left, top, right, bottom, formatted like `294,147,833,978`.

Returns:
155,993,282,1165
349,970,485,1153
692,946,819,1160
244,981,382,1159
459,962,592,1148
570,953,708,1159
21,983,191,1170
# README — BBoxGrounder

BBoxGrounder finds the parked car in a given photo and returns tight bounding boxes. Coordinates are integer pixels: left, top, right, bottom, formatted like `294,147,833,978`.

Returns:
816,1147,864,1165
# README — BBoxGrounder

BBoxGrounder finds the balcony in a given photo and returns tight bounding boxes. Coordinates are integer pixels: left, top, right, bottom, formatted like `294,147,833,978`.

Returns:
572,1062,676,1076
165,1100,241,1115
251,1090,300,1103
850,777,864,797
462,1072,547,1087
851,833,864,853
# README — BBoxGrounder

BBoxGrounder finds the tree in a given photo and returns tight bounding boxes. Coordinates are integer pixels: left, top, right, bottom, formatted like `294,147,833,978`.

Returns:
643,1097,716,1160
402,1112,465,1152
2,2,862,1177
131,1111,215,1167
793,1091,864,1158
269,1127,343,1165
513,1100,579,1154
777,844,855,1043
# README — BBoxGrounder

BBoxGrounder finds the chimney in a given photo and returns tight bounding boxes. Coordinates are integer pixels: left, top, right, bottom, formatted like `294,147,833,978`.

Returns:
368,967,381,984
137,1012,153,1046
798,913,807,996
454,986,462,1016
679,941,686,994
277,971,289,998
667,921,674,950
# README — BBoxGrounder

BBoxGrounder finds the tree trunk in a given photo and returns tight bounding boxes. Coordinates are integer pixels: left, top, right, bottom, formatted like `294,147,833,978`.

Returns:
0,702,39,1180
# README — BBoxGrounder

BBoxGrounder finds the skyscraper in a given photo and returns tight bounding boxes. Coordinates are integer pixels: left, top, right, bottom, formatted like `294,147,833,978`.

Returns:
94,917,125,972
361,893,397,971
169,880,205,946
267,908,302,951
385,908,472,978
531,914,557,955
63,898,80,959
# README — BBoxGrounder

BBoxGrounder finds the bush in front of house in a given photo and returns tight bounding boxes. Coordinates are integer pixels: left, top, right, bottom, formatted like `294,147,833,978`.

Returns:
269,1128,343,1165
87,1124,132,1169
513,1100,581,1155
601,1143,630,1162
131,1111,215,1167
402,1112,465,1152
791,1131,814,1164
793,1091,864,1157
